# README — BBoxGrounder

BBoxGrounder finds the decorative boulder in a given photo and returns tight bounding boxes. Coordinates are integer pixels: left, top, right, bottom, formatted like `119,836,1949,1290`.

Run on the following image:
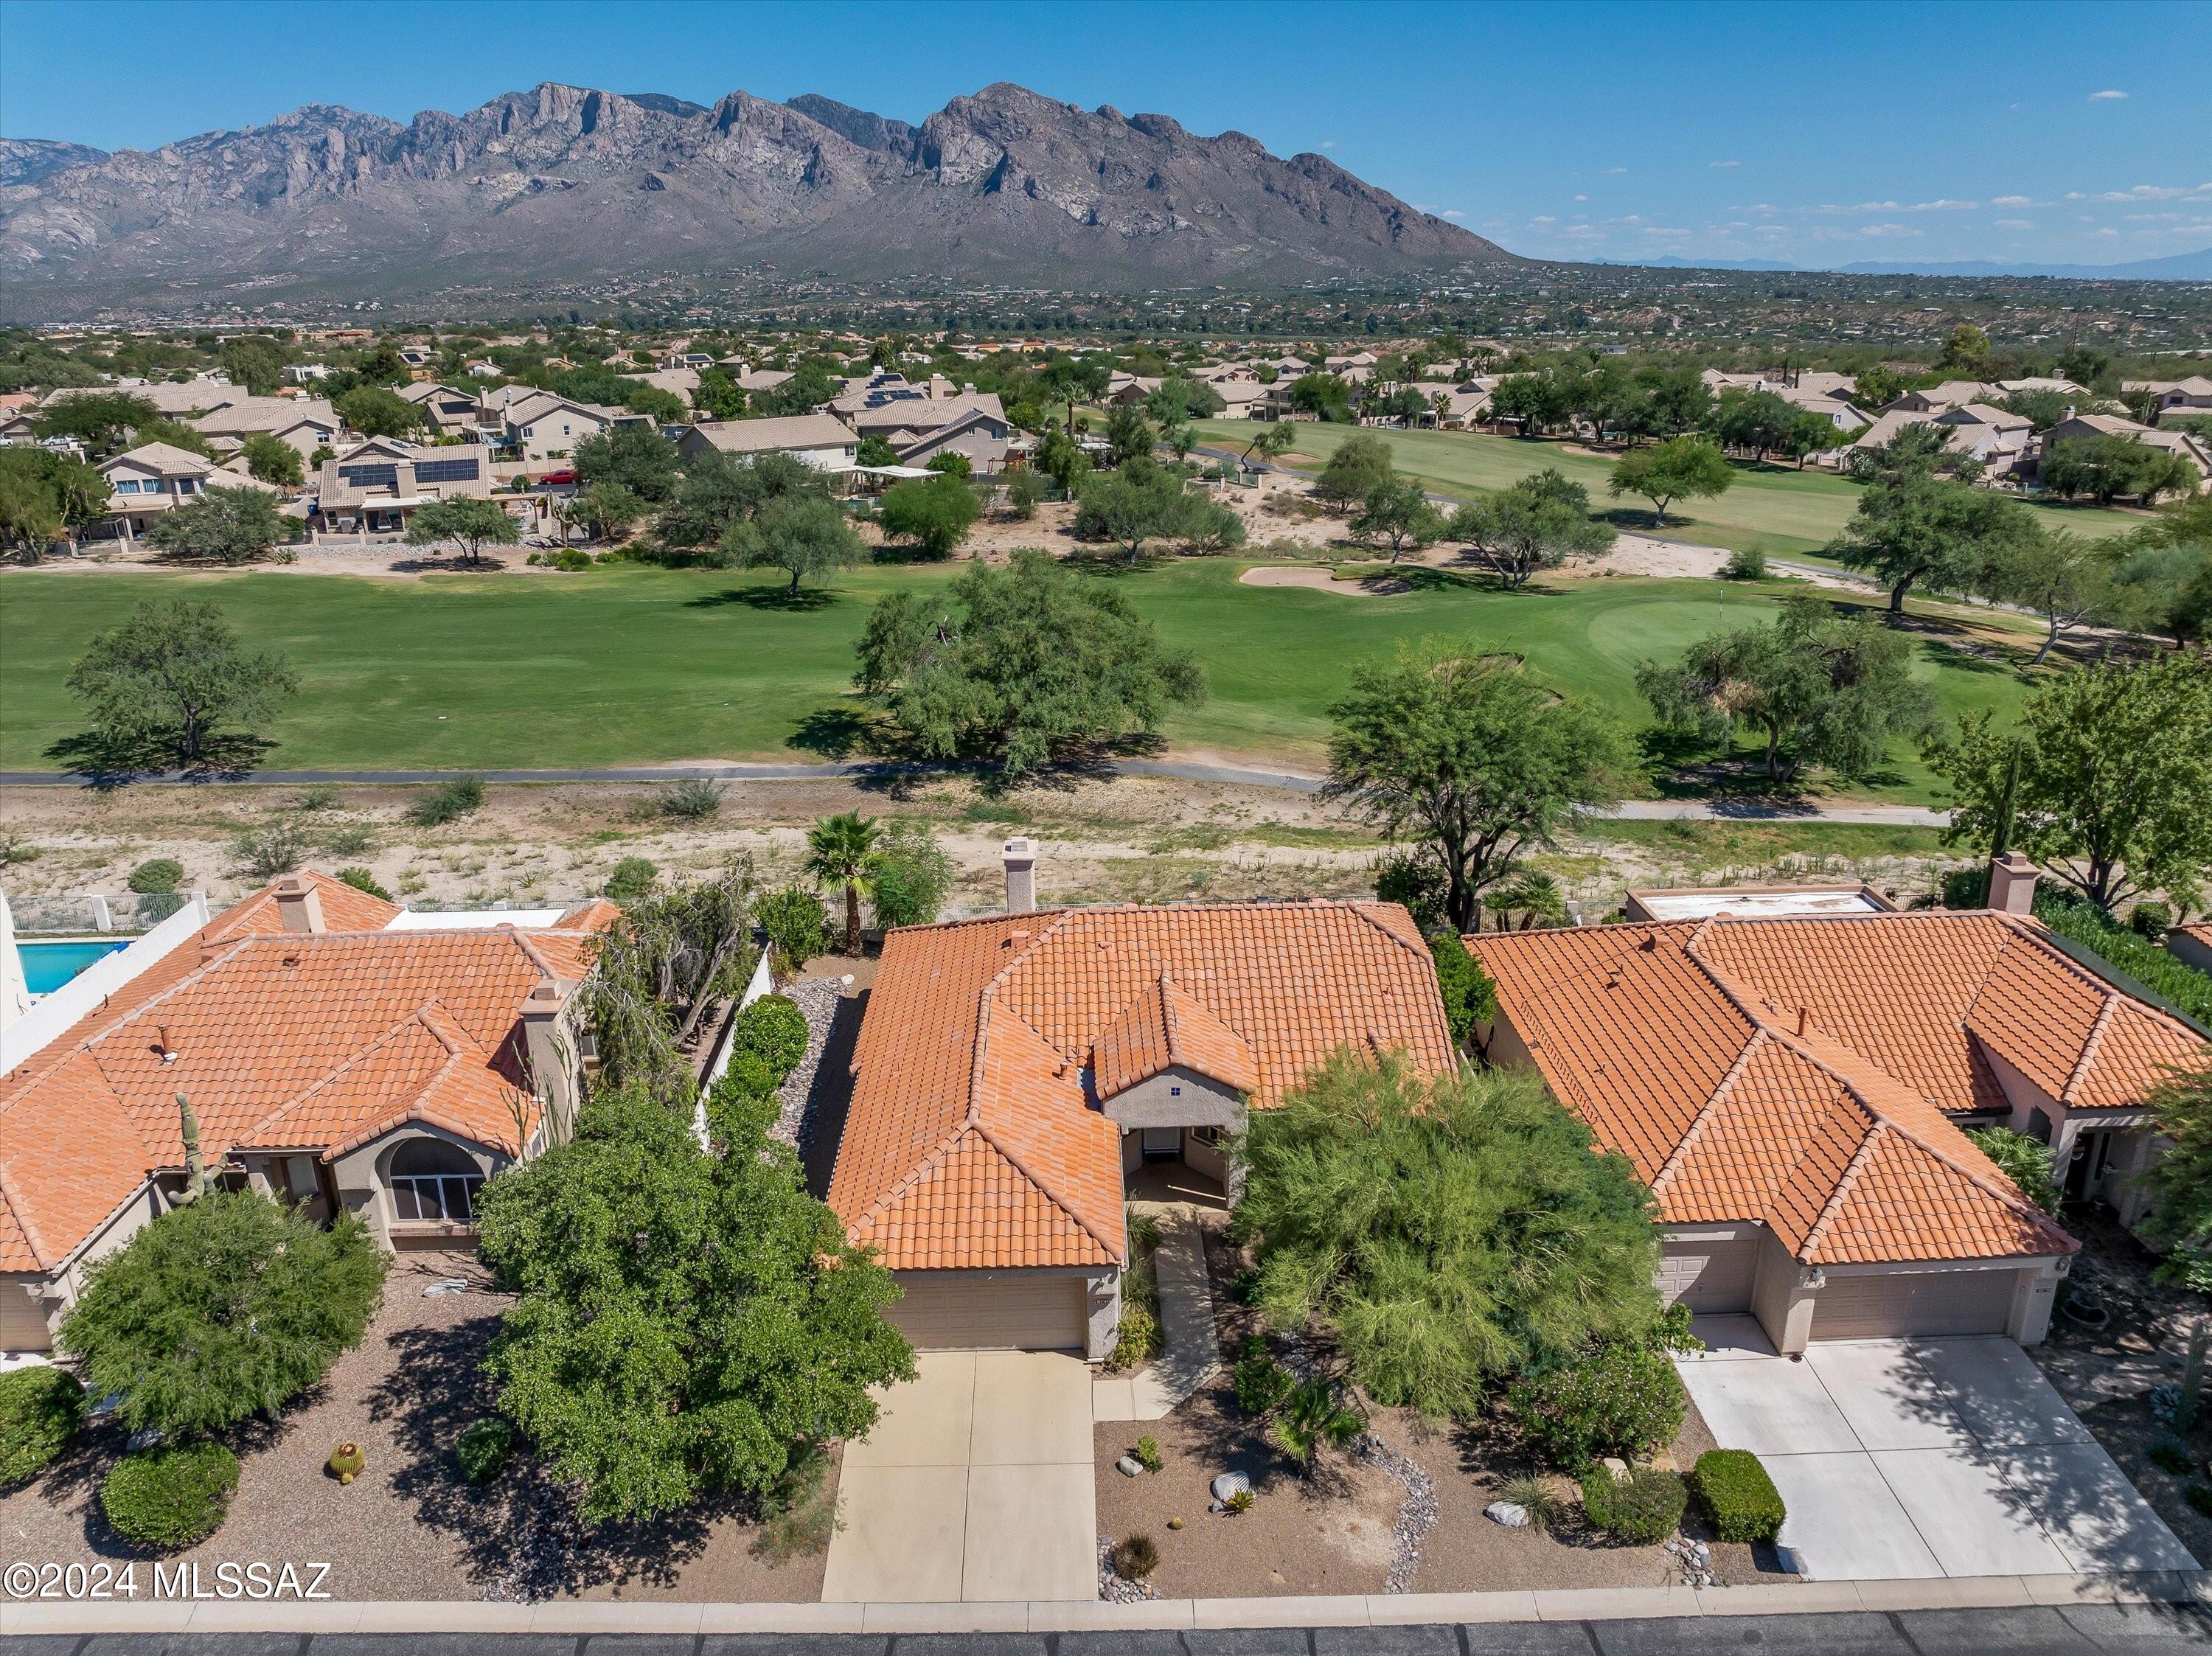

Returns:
1209,1470,1251,1503
1485,1501,1530,1528
1116,1456,1144,1478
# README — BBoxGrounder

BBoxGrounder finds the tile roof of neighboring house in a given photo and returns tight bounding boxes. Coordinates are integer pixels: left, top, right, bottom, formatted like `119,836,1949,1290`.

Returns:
1470,911,2208,1266
832,900,1456,1271
682,414,856,455
191,397,338,439
847,392,1006,436
0,872,614,1273
103,442,217,479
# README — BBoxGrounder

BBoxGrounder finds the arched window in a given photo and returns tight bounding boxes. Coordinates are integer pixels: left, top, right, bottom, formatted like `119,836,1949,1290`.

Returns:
387,1136,485,1225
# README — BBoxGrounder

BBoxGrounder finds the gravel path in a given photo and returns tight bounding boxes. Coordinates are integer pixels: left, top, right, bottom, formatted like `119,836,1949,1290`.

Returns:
771,975,844,1158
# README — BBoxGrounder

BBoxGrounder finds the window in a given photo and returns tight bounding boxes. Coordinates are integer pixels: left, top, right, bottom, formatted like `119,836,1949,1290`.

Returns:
113,479,142,494
386,1137,484,1225
1191,1126,1225,1147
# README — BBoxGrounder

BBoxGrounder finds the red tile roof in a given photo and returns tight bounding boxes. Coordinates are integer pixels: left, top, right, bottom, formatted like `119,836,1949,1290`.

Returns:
832,901,1458,1270
0,874,616,1273
1471,911,2205,1266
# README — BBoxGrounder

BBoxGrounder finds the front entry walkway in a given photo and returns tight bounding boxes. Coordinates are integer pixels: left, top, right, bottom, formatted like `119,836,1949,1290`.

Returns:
1094,1206,1221,1422
823,1350,1096,1604
1679,1318,2197,1581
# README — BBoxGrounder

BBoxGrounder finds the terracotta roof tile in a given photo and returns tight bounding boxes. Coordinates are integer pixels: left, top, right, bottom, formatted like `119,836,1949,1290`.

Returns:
0,877,615,1271
1465,909,2177,1266
830,900,1456,1272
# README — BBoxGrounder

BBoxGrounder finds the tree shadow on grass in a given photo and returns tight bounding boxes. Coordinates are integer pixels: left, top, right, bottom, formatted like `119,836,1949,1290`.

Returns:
870,541,952,566
366,1312,724,1597
785,705,874,761
42,730,279,788
686,585,843,613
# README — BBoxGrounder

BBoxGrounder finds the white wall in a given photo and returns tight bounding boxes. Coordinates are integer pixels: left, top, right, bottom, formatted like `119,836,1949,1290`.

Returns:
0,893,210,1073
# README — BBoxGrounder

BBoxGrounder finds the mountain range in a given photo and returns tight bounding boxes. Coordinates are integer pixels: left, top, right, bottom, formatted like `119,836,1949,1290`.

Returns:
0,83,1512,317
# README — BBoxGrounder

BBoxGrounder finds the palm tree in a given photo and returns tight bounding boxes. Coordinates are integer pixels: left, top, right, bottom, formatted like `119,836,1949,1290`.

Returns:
1270,1378,1366,1472
806,812,880,956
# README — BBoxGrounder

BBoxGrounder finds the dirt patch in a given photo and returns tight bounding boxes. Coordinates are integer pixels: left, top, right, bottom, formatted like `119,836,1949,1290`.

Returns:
1239,566,1410,597
0,1253,830,1600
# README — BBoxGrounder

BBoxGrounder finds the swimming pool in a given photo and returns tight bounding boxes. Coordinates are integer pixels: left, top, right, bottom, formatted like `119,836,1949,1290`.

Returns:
18,939,130,995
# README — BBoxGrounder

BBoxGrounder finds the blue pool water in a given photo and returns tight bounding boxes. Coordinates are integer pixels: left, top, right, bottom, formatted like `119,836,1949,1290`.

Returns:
18,939,129,995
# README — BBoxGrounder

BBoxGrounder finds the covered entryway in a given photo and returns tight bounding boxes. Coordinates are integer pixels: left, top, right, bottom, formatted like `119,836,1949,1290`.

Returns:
1810,1268,2014,1340
1659,1236,1759,1314
887,1270,1086,1352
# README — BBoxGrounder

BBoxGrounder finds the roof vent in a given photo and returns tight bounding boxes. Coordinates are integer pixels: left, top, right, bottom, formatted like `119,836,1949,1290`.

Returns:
1003,837,1038,914
1795,1006,1809,1037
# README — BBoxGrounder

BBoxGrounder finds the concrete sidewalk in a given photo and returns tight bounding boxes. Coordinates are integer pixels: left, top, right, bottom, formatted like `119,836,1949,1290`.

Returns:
1094,1208,1221,1423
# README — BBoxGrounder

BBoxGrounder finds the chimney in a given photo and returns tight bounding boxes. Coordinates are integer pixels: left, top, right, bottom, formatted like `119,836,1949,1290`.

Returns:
1985,851,2039,916
520,980,573,1104
1003,837,1037,915
274,874,324,934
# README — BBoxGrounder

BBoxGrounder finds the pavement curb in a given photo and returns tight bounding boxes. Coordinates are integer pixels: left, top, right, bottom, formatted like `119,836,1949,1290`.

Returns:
1,1569,2201,1636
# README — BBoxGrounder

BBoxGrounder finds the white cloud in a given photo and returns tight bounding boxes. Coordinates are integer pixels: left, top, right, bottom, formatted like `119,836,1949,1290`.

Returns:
1994,218,2035,230
2089,88,2129,100
1531,215,1557,226
1907,199,1978,212
1318,141,1335,150
1711,160,1739,168
1604,167,1627,175
1992,195,2034,206
1440,209,1464,220
1857,223,1921,238
1573,194,1587,202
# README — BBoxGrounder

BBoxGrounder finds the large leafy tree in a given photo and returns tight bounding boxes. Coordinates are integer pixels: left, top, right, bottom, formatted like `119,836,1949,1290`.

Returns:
2135,1060,2212,1293
855,547,1207,778
239,432,305,487
2041,434,2199,507
2114,495,2212,649
67,597,298,765
58,1190,386,1437
0,447,106,559
875,471,981,557
1927,653,2212,911
1449,469,1615,589
1981,526,2127,664
218,337,289,396
1349,476,1446,560
1237,1051,1664,1420
34,392,161,452
477,1082,913,1524
1071,457,1234,562
574,422,682,503
1312,431,1394,509
1326,644,1627,931
580,864,760,1106
145,485,291,566
655,449,824,554
1105,402,1153,467
404,495,521,568
1637,594,1936,782
1829,467,2036,613
334,385,424,439
1607,434,1733,526
729,493,862,594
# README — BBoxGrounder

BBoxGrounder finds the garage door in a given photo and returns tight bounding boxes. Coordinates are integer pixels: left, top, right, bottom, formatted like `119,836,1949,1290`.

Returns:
886,1271,1086,1351
0,1282,53,1354
1658,1237,1758,1313
1809,1269,2013,1340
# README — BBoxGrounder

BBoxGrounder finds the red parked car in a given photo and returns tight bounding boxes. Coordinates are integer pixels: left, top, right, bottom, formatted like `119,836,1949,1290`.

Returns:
538,468,578,486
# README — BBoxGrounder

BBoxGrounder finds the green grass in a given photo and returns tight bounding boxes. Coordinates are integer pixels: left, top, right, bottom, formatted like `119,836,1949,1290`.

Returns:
1197,420,2146,564
0,561,2045,802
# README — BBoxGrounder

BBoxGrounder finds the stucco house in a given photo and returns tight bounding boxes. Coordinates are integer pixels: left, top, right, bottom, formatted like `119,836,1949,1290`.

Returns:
675,414,858,470
1467,863,2204,1355
824,843,1457,1359
313,438,495,535
0,872,617,1354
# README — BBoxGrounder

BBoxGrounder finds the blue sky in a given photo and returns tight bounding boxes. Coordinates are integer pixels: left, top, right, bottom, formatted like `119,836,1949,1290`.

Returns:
4,0,2208,270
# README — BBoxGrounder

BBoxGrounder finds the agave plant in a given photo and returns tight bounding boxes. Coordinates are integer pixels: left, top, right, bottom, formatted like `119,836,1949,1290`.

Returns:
1269,1378,1366,1472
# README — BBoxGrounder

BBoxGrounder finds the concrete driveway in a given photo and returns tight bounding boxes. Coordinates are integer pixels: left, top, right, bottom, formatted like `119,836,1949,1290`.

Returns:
822,1349,1096,1604
1679,1318,2197,1581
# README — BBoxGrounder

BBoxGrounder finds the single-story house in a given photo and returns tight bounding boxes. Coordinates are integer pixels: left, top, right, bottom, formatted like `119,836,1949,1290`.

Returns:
2124,378,2212,422
1467,866,2205,1354
675,414,858,470
0,872,616,1353
826,848,1458,1359
2040,413,2212,493
1419,383,1498,430
313,438,494,535
1879,380,2000,414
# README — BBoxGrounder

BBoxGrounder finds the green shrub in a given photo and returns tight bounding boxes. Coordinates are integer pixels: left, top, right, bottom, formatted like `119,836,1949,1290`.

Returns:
232,820,307,880
751,1444,837,1562
1689,1449,1785,1542
2133,901,2176,940
733,994,810,1079
456,1416,513,1484
604,856,658,904
1580,1465,1687,1544
1721,547,1767,581
869,821,956,930
659,779,726,820
128,857,184,895
2189,1484,2212,1520
1135,1433,1164,1472
291,784,338,812
1942,866,1987,911
0,1367,84,1486
1372,849,1445,933
319,821,378,857
1498,1474,1568,1532
1964,1125,2062,1214
706,1075,780,1153
1111,1534,1159,1579
2036,887,2212,1027
548,548,594,571
100,1442,240,1550
2150,1441,2195,1476
408,776,484,827
722,1050,785,1102
1111,1301,1161,1368
1509,1339,1687,1468
1234,1335,1294,1416
758,885,830,970
1427,929,1498,1047
336,866,392,901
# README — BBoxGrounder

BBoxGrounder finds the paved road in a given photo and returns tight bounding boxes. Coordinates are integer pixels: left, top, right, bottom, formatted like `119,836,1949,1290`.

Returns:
21,1604,2212,1653
0,760,1950,826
